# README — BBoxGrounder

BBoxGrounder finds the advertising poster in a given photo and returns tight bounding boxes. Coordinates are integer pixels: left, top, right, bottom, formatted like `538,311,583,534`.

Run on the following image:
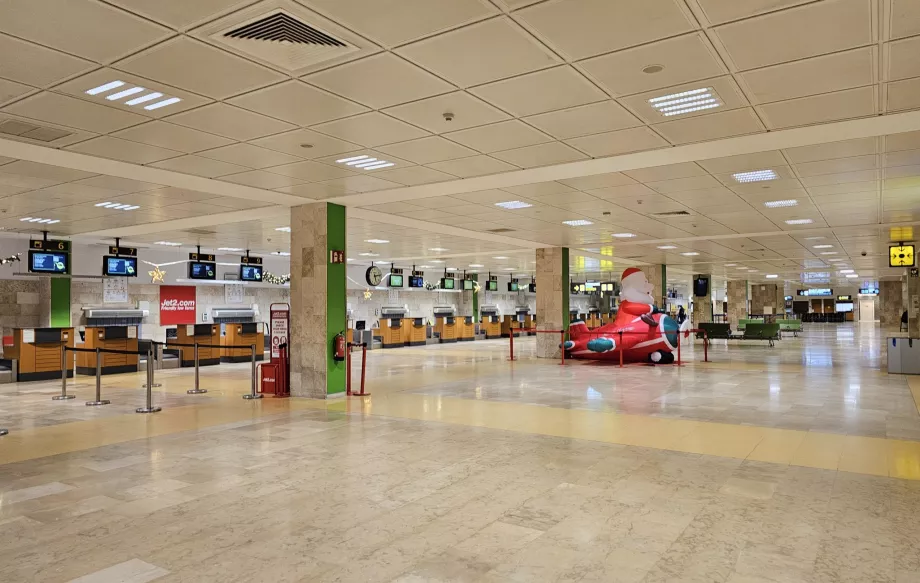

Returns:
160,285,196,325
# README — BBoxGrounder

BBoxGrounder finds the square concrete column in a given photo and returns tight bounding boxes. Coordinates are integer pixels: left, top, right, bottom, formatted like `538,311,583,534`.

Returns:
289,202,347,398
535,247,568,358
643,264,666,309
751,284,780,316
909,274,920,337
879,280,904,328
691,274,711,324
726,280,748,328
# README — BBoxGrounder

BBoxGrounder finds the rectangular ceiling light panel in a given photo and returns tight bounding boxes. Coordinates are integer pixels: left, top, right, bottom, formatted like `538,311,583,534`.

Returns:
648,87,722,118
734,170,778,183
85,80,183,111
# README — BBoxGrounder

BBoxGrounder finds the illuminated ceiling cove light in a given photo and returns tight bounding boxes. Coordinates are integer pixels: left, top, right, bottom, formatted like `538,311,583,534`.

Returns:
429,260,445,263
359,252,379,257
846,273,859,278
20,217,59,224
429,247,448,252
469,264,484,267
766,274,778,279
493,256,508,259
275,227,291,232
786,219,814,225
155,241,182,246
495,201,532,210
272,251,290,256
657,245,677,250
86,80,182,111
335,154,394,171
725,263,737,267
218,247,243,252
734,170,778,183
840,269,854,274
681,252,700,256
94,202,140,210
365,239,389,244
813,244,833,249
648,87,721,117
805,236,825,240
764,199,797,208
563,220,593,226
612,233,636,238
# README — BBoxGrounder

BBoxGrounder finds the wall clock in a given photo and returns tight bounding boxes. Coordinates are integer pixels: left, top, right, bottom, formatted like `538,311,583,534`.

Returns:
366,265,383,286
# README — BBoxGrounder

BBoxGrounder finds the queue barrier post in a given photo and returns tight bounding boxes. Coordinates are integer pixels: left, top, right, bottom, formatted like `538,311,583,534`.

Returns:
351,343,370,397
187,342,207,394
560,330,565,366
619,331,624,368
143,342,162,388
243,343,262,400
54,344,75,400
136,345,162,414
508,329,515,361
346,342,352,396
704,330,709,363
85,347,110,406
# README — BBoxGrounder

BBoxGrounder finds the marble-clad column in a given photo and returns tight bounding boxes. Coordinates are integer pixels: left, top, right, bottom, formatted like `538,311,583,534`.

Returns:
643,264,666,309
726,280,748,329
879,280,904,329
909,274,919,337
535,247,568,358
691,274,711,324
289,202,346,398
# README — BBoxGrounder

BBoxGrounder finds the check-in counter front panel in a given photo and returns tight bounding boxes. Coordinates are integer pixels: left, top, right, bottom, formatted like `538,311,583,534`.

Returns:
77,326,138,376
457,316,475,341
221,323,265,362
170,324,221,367
8,327,75,382
481,315,501,339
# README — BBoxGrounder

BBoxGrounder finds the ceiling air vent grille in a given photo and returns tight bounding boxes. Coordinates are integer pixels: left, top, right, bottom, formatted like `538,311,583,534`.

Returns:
651,210,691,217
186,228,217,236
0,119,72,143
486,228,515,233
212,9,357,72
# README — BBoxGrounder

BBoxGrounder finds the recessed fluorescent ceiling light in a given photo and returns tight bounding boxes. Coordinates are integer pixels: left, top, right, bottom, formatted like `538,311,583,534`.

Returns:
840,269,855,274
156,241,182,246
813,244,833,249
20,217,59,224
681,252,700,256
272,251,290,256
764,199,797,208
766,274,778,279
218,247,243,252
275,227,291,232
648,87,721,117
804,236,825,240
820,252,838,255
359,252,379,257
563,220,593,226
86,80,182,111
106,87,146,101
125,92,162,106
785,219,813,225
145,97,182,111
446,267,457,271
429,247,448,252
846,274,859,278
430,260,445,263
734,170,778,183
469,264,484,267
335,155,394,171
86,80,125,95
657,245,677,250
365,239,389,244
725,263,737,267
503,267,515,271
495,201,533,210
493,256,508,259
612,233,636,238
94,202,139,210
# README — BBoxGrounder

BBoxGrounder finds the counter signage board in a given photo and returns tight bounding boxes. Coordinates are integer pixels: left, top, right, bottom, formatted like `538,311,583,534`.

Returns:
31,239,70,252
271,307,290,359
103,277,129,304
160,285,197,325
108,245,137,256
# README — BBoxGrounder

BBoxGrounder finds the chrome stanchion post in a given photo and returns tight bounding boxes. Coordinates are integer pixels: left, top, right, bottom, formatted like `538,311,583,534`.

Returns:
53,344,75,400
243,343,262,400
137,345,161,413
143,342,162,388
86,348,110,406
187,342,207,394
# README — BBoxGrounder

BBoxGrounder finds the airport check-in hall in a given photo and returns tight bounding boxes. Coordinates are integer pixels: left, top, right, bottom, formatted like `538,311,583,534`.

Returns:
3,1,920,582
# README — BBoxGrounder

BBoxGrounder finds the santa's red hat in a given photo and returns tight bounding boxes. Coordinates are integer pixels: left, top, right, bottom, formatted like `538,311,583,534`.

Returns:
621,267,643,281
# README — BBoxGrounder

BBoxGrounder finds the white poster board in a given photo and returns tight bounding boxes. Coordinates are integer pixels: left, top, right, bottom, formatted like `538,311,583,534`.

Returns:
270,307,290,359
22,329,34,343
103,277,129,304
225,283,244,304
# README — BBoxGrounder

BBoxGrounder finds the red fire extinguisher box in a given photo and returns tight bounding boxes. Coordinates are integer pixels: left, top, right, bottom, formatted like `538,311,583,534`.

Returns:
259,363,278,394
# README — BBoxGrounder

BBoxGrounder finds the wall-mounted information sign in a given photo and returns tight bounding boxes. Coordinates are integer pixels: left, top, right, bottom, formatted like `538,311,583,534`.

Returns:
797,288,833,297
108,245,137,256
31,239,70,252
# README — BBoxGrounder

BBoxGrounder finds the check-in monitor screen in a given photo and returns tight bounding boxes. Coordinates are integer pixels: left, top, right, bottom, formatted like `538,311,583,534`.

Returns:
486,280,498,292
103,256,137,277
188,261,216,280
409,275,424,288
463,279,474,290
389,274,404,287
30,251,68,274
240,265,263,281
441,277,455,290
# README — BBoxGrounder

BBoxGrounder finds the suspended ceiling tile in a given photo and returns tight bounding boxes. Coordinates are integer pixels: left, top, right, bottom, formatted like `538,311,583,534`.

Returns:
265,161,355,181
517,0,696,61
890,0,920,39
370,166,457,186
756,86,876,129
305,53,454,109
197,143,303,169
652,107,764,144
274,183,344,200
565,126,670,157
888,35,920,81
105,0,254,29
426,155,519,178
376,136,477,165
784,137,878,163
228,80,368,127
166,103,296,141
502,181,576,197
0,0,171,63
66,136,182,164
794,155,878,177
3,92,147,133
646,175,723,194
316,175,402,194
471,66,607,118
303,0,497,47
0,160,97,183
712,0,873,71
397,17,560,88
219,170,308,189
249,129,360,159
524,100,642,140
884,149,920,168
739,46,875,104
71,176,162,194
579,33,726,97
311,112,429,147
0,33,95,88
382,91,510,134
625,163,708,183
491,141,586,168
445,120,552,153
697,151,788,175
620,76,749,125
886,78,920,112
560,173,636,191
799,169,879,187
110,121,233,153
115,37,285,100
150,155,250,178
695,0,813,25
0,79,34,105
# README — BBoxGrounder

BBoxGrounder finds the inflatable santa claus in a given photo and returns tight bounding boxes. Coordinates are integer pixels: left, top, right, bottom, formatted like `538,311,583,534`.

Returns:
563,267,683,364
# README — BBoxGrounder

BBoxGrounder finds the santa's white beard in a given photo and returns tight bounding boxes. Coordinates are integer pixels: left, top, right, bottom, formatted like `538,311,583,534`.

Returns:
622,289,654,304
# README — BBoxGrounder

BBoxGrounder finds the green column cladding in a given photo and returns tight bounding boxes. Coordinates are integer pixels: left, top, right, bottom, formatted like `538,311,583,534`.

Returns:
326,202,346,395
561,247,569,335
50,278,70,327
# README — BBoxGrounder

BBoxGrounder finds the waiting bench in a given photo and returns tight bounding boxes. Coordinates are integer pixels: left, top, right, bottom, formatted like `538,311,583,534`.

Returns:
737,318,764,330
776,319,802,337
697,323,732,340
741,323,781,347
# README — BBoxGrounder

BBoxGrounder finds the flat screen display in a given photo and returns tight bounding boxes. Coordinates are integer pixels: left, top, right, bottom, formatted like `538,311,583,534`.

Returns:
798,288,832,297
240,265,263,282
528,283,536,293
441,277,455,290
508,282,519,292
463,279,473,290
103,256,137,277
693,276,710,297
188,261,216,280
29,250,68,274
486,280,498,292
408,275,424,288
859,287,879,295
389,274,404,287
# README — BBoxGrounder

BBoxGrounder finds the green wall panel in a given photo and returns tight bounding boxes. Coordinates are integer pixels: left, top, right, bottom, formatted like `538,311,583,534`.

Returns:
326,203,347,395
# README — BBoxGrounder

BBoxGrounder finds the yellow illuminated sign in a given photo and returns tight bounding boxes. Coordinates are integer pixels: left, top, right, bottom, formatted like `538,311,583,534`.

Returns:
890,245,915,267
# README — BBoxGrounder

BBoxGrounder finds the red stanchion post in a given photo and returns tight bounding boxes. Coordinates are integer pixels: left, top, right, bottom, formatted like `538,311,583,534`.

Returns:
619,331,624,368
704,330,709,363
559,330,565,366
346,343,352,396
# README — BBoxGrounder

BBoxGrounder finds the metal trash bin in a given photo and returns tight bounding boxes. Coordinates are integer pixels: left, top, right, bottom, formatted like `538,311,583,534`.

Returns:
888,337,903,374
902,338,920,375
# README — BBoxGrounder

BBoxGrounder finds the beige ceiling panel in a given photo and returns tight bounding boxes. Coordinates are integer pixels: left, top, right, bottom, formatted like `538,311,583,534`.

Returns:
888,35,920,81
697,151,787,175
517,0,696,60
382,92,510,133
228,81,368,126
756,86,877,129
105,0,253,29
396,17,560,87
220,170,308,189
739,47,875,104
620,76,749,124
115,37,284,99
317,175,402,194
502,182,577,197
559,173,636,191
884,149,920,168
712,0,874,71
265,161,356,181
197,144,302,169
0,34,94,88
890,0,920,39
646,175,723,194
150,155,250,178
0,0,170,63
3,92,147,133
66,136,182,164
883,165,920,179
695,0,813,25
311,112,428,147
370,166,456,186
445,120,552,153
579,33,726,97
886,77,920,113
491,142,586,168
0,79,34,106
652,107,764,144
565,127,669,157
276,183,350,199
625,163,709,184
471,66,607,118
524,101,642,140
302,0,497,47
71,176,162,194
808,180,878,196
1,160,97,183
250,129,360,159
452,188,526,204
55,68,209,118
427,156,519,178
794,155,878,177
784,137,878,163
376,136,477,165
166,103,296,141
111,121,233,153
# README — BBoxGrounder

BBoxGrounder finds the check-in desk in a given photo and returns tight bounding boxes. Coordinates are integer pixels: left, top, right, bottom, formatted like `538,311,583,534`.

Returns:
77,326,138,376
378,306,409,348
221,322,264,362
586,311,601,329
501,315,525,338
480,306,501,339
434,306,457,343
570,309,582,324
169,324,221,367
601,311,616,326
514,308,533,335
408,318,426,346
457,316,475,341
6,327,74,381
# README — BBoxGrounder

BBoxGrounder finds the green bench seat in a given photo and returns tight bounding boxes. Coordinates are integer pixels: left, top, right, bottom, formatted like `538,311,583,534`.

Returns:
737,318,764,331
776,319,802,336
697,322,732,340
741,323,780,346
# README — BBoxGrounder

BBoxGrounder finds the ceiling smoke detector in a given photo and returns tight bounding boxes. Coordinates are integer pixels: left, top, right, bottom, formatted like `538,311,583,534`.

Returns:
642,64,664,74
